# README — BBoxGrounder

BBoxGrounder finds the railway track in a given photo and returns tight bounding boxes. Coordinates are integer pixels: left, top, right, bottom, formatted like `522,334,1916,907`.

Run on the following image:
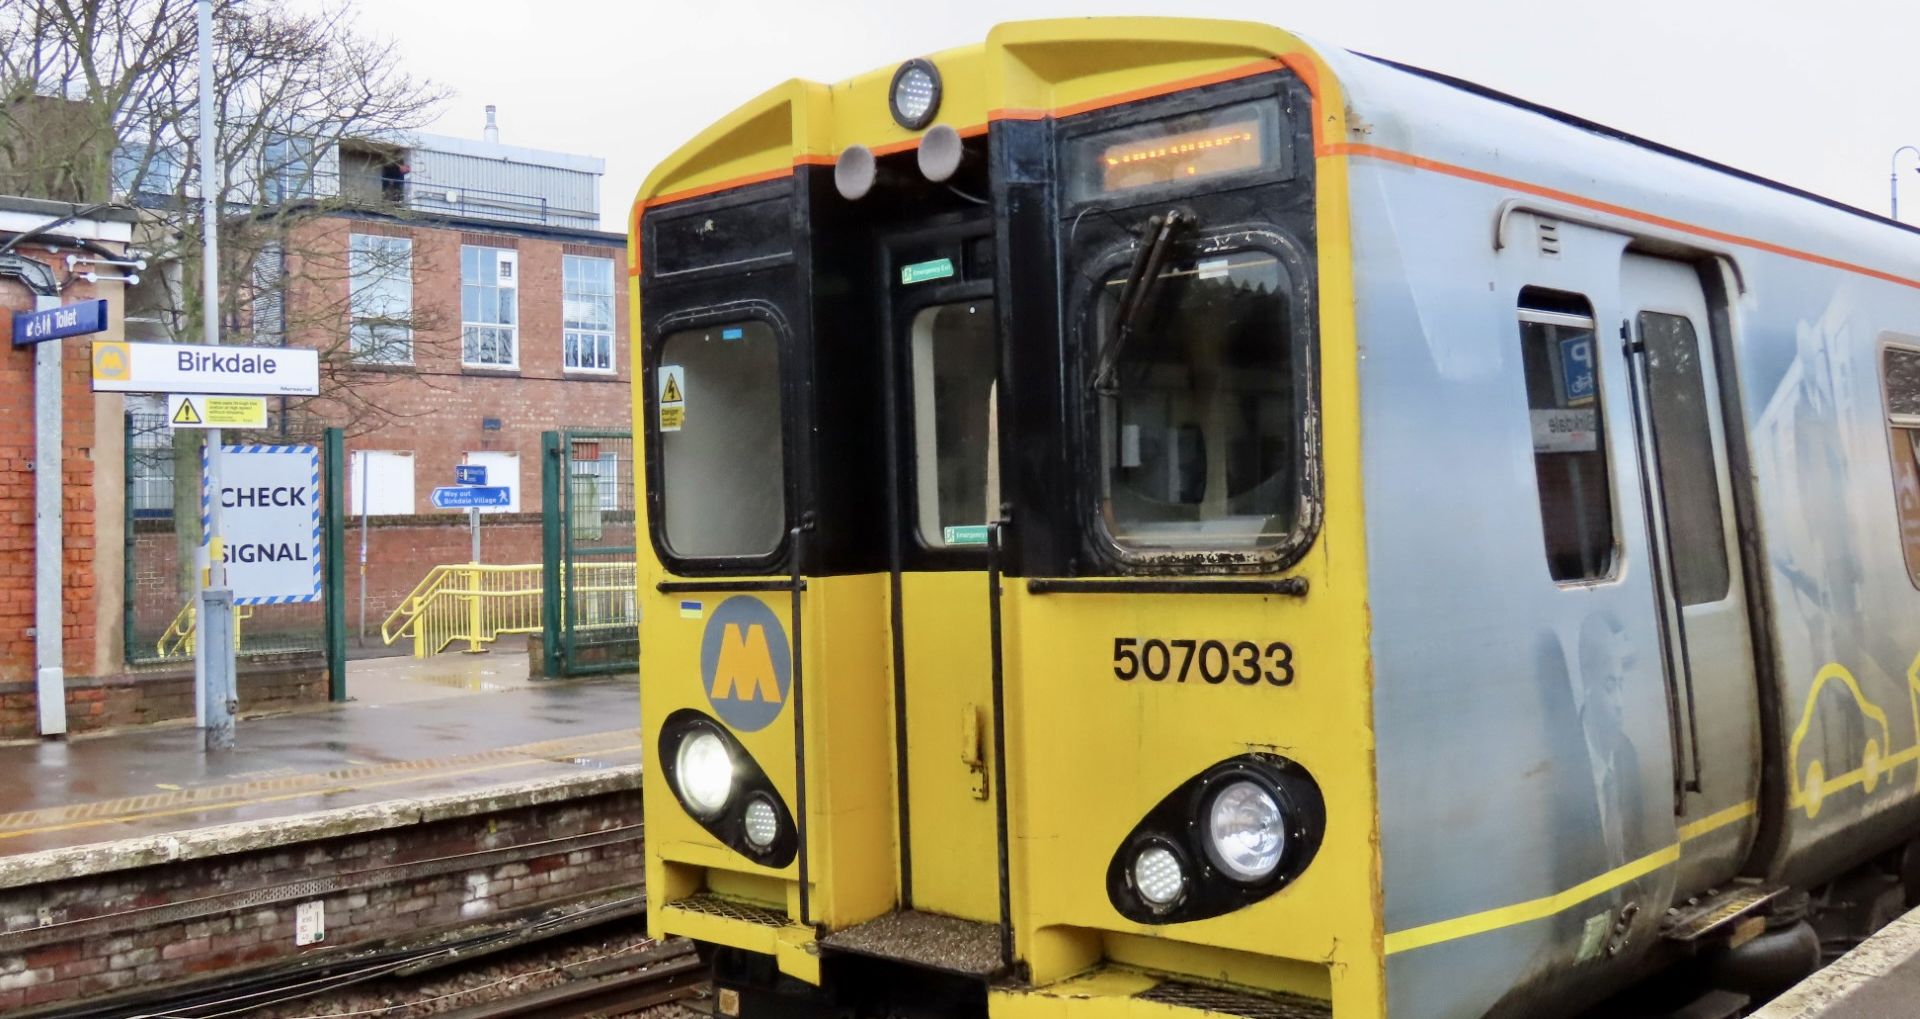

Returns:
431,939,708,1019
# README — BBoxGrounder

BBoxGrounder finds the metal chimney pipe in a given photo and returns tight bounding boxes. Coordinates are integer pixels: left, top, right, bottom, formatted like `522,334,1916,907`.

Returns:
484,105,499,143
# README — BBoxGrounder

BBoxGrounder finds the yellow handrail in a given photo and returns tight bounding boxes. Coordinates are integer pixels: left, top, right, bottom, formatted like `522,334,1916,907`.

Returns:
156,602,251,658
380,563,547,657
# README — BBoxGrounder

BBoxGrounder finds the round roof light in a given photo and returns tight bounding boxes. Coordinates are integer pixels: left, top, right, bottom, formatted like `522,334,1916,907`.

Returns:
890,59,942,131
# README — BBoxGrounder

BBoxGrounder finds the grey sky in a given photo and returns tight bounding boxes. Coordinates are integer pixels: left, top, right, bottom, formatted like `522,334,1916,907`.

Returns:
359,0,1919,229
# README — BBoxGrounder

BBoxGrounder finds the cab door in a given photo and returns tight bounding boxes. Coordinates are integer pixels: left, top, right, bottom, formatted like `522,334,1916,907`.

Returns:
1619,253,1761,894
880,220,1004,920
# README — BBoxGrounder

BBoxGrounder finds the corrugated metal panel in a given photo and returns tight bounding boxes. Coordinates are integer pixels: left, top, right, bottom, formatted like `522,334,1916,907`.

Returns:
406,146,599,229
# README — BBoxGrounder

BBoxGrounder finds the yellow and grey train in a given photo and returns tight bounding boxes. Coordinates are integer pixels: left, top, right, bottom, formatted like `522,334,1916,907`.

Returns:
628,18,1920,1019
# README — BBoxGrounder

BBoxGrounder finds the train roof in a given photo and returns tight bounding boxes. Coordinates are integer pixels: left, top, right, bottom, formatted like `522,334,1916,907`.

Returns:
1356,52,1920,241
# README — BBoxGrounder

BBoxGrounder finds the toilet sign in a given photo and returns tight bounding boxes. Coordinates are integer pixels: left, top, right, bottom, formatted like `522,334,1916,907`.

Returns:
201,445,323,604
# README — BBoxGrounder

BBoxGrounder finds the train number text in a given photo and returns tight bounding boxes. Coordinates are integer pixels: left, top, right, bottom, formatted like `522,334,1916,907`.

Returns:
1111,637,1294,686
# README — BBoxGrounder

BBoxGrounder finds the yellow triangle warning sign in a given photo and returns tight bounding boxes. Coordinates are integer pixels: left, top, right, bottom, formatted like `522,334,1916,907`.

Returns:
171,398,203,425
661,374,683,403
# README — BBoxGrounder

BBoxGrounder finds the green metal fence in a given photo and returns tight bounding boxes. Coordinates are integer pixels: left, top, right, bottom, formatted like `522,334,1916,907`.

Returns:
124,411,348,700
541,430,638,676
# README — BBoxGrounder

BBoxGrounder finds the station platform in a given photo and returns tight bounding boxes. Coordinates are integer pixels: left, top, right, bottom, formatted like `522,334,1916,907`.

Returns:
0,651,639,860
0,653,646,1013
1755,907,1920,1019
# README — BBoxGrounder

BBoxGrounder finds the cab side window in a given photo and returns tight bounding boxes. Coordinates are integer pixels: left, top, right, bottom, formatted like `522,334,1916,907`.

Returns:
1517,289,1615,582
1883,344,1920,588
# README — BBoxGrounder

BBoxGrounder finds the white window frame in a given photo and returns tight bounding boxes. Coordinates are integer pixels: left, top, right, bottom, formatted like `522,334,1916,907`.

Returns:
562,254,616,373
462,245,520,370
349,233,414,365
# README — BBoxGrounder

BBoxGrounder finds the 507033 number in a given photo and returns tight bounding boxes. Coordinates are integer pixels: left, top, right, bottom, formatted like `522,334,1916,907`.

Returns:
1112,637,1294,686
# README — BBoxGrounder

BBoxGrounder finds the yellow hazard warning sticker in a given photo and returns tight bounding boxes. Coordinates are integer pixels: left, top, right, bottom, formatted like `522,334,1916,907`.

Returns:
167,394,268,429
659,365,685,432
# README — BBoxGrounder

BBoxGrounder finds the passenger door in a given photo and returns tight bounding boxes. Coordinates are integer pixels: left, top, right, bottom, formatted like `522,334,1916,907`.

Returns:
880,220,1005,922
1618,253,1761,893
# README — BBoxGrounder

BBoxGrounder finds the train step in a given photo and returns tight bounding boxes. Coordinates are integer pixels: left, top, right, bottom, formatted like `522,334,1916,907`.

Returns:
1661,882,1791,943
817,910,1008,978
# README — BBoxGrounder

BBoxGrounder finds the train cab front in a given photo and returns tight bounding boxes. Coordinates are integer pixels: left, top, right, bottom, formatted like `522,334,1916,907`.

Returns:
631,18,1383,1019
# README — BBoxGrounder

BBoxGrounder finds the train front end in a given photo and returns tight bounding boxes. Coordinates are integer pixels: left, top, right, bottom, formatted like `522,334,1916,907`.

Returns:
630,18,1381,1019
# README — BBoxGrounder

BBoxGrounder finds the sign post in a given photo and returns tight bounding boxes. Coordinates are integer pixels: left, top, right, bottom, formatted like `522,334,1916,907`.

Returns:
455,464,488,564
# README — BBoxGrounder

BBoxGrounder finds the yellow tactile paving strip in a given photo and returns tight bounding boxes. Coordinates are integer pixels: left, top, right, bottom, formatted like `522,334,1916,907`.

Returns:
0,729,642,845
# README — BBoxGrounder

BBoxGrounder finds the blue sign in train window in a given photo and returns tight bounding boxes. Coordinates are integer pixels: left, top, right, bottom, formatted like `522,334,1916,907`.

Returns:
1560,334,1595,406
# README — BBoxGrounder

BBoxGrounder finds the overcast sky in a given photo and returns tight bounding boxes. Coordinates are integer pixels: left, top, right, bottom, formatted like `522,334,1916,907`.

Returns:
352,0,1919,229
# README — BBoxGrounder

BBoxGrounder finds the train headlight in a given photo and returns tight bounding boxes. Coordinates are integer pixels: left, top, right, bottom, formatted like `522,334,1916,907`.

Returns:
1131,842,1188,909
889,59,941,130
1204,780,1286,881
742,794,780,850
674,728,733,818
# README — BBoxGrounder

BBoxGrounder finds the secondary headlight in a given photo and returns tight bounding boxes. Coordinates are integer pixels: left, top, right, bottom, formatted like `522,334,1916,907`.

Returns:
1131,843,1187,910
889,59,941,130
742,794,780,850
674,728,733,818
1205,780,1286,881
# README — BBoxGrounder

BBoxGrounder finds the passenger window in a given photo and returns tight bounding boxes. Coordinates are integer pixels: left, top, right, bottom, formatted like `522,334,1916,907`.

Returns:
910,301,998,547
1517,290,1615,581
657,320,785,558
1095,249,1301,552
1638,312,1731,605
1884,345,1920,587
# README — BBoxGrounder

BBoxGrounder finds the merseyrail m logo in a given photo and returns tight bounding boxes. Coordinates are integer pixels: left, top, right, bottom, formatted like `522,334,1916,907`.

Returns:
699,596,791,731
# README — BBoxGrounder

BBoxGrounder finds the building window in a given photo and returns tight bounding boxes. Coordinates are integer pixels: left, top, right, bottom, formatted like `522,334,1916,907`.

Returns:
349,234,413,364
349,450,415,516
251,241,285,346
1884,344,1920,588
1517,289,1615,582
263,133,323,204
563,254,616,372
462,246,519,368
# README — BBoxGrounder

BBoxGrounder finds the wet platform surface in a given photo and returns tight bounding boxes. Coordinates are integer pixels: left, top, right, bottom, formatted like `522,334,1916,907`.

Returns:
1756,906,1920,1019
0,657,639,858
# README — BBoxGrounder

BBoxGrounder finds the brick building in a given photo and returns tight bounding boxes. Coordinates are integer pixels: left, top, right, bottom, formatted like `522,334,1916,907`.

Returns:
123,115,631,648
0,198,137,735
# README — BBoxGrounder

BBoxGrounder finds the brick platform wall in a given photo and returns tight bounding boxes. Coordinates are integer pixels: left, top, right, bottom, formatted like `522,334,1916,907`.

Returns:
0,657,328,740
0,785,643,1012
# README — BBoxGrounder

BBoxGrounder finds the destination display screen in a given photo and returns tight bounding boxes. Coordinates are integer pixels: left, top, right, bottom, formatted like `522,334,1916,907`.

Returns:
1067,101,1281,201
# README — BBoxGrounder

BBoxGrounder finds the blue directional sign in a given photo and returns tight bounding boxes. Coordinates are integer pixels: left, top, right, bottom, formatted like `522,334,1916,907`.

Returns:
12,299,108,347
454,464,488,486
431,485,511,509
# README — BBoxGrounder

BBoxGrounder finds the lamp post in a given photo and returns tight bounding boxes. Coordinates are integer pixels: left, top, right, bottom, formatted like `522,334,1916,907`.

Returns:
1892,145,1920,221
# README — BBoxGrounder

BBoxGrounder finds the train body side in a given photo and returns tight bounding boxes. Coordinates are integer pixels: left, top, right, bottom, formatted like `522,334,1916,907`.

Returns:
1326,47,1920,1019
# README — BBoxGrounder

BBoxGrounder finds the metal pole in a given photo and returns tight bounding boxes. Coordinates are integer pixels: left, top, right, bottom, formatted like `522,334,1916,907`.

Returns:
194,0,234,751
358,449,368,642
470,506,480,563
1891,146,1920,221
33,293,66,737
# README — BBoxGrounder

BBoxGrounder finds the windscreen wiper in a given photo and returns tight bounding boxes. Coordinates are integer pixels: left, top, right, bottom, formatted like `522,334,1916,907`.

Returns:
1092,208,1185,395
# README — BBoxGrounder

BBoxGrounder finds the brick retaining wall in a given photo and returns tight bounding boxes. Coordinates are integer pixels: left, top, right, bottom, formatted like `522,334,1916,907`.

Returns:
0,778,642,1012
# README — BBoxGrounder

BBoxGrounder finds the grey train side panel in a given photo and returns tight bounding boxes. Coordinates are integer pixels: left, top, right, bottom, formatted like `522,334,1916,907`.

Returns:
1320,47,1920,1019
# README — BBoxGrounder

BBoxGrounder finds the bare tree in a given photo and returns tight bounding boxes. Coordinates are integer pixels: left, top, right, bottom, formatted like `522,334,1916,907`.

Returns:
0,0,455,436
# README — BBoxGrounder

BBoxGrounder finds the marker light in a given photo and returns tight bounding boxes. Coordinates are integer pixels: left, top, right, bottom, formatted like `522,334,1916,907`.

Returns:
743,795,780,850
890,59,941,130
1132,844,1187,908
674,729,733,818
1205,780,1286,881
